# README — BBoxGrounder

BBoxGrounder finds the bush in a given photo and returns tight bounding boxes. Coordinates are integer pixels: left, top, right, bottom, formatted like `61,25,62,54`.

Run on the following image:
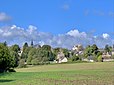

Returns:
18,59,26,68
97,55,103,62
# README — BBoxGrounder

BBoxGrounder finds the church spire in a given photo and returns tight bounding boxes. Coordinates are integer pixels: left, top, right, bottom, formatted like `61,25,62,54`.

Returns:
31,40,33,47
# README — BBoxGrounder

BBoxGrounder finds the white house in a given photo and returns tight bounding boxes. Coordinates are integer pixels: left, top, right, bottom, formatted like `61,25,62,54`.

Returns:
56,51,68,63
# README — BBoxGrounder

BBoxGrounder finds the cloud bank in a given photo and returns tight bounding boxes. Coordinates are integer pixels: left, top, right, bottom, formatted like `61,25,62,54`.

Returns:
0,25,113,49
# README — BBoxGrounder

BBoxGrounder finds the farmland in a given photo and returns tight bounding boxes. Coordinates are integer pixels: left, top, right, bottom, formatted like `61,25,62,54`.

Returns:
0,62,114,85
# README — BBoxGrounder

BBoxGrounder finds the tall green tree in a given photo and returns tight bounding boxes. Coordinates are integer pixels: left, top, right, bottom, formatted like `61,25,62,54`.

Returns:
21,47,32,61
42,45,51,51
3,41,7,46
27,45,55,65
11,44,20,53
21,42,31,61
27,48,36,64
23,42,28,52
10,44,20,67
0,43,14,72
62,48,69,57
53,48,60,55
84,44,101,61
31,40,34,47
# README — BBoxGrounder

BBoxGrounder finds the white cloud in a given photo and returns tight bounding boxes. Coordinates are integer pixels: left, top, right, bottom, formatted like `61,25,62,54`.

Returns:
67,29,86,37
11,25,16,29
102,33,110,39
0,25,113,49
0,12,11,22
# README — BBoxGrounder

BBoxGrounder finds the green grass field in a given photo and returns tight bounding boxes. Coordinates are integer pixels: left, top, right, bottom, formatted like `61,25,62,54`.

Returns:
0,62,114,85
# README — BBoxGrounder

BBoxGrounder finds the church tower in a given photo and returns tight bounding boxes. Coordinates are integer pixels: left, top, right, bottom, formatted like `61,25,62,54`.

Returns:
31,40,33,47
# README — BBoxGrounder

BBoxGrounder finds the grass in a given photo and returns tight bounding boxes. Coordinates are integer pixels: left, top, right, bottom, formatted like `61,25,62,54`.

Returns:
0,62,114,85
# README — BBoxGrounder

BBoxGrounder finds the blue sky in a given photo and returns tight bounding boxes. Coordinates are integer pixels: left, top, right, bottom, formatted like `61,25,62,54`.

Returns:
0,0,114,48
0,0,114,34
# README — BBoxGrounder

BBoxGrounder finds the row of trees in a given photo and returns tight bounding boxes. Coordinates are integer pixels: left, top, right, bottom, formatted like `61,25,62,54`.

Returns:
0,42,56,72
0,41,114,72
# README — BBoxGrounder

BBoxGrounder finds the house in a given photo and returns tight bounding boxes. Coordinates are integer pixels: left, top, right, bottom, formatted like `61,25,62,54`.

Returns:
72,44,84,56
102,52,114,62
72,44,83,51
99,48,114,62
56,51,68,63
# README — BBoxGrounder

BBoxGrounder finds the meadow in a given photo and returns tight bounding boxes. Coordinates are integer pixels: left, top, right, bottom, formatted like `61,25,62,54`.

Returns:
0,62,114,85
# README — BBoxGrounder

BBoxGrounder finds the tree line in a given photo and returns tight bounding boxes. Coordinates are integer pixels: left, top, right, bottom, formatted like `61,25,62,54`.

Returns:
0,41,114,73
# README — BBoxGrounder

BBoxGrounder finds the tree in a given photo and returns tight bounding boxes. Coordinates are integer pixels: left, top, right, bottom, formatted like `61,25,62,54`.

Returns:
41,45,55,61
84,45,92,58
10,51,19,67
104,45,112,54
72,55,79,61
42,45,51,51
104,45,109,52
27,48,36,64
3,41,7,46
23,42,28,52
62,48,69,58
21,42,31,62
53,48,60,55
27,45,55,65
0,43,14,72
10,44,20,67
109,46,112,52
21,47,32,61
11,44,20,53
84,44,100,59
92,44,98,51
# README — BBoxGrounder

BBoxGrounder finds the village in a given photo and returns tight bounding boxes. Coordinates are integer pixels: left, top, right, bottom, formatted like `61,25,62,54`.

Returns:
18,42,114,64
54,44,114,63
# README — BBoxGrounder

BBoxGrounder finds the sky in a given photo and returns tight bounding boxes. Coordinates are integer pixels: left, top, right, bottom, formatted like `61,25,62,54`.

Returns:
0,0,114,49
